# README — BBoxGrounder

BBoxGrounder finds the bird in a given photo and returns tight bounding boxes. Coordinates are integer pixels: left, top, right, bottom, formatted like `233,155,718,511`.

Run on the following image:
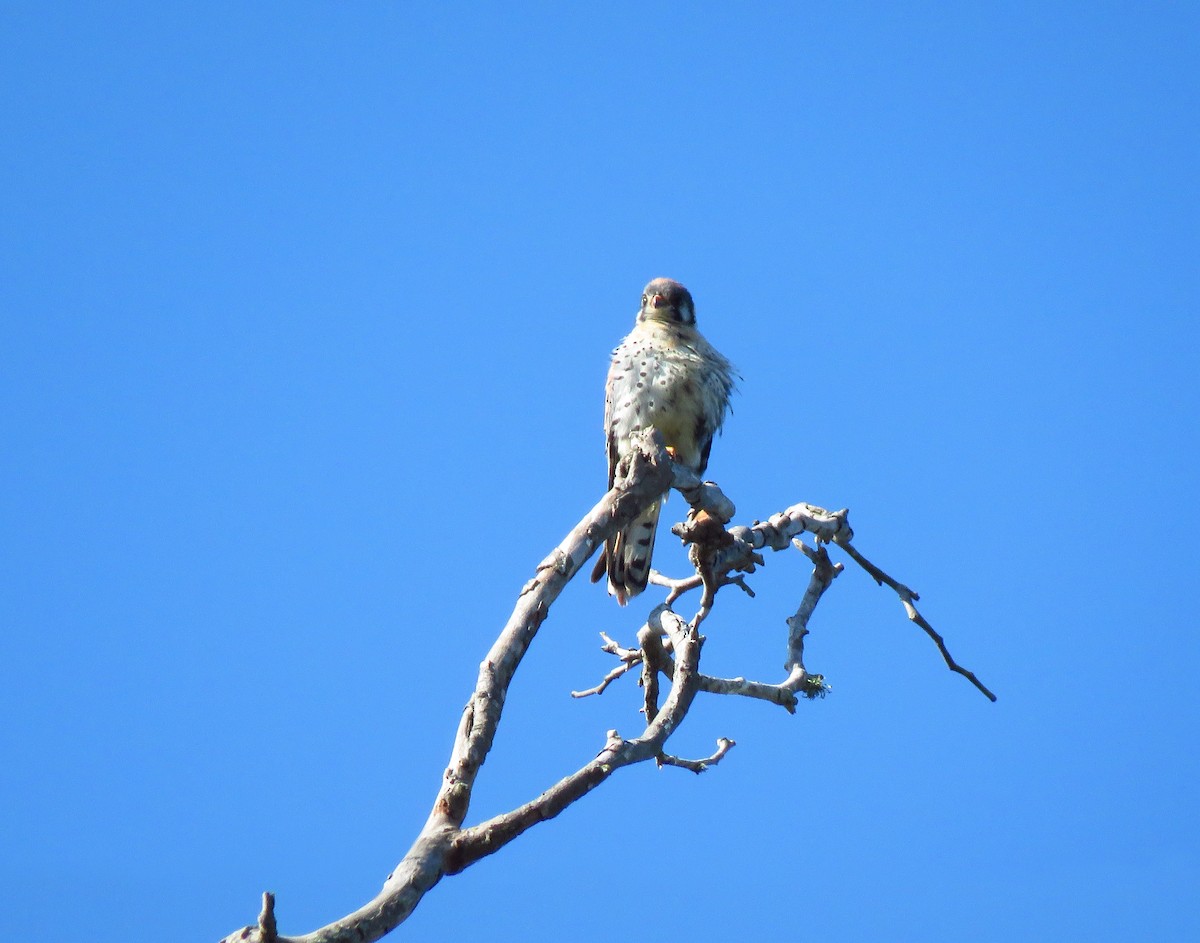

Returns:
591,277,737,604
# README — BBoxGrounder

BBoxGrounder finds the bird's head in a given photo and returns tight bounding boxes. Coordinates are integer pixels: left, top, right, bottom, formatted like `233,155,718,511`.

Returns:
637,277,695,326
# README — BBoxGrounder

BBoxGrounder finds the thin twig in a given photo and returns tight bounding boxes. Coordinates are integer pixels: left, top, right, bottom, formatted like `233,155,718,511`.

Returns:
835,539,996,702
658,737,737,774
570,633,643,698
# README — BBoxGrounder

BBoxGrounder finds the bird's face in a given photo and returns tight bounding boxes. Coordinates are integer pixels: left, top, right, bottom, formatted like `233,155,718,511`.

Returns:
637,278,695,326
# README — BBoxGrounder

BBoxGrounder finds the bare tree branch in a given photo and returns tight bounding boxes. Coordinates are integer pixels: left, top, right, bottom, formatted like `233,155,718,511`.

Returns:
219,436,674,943
219,436,991,942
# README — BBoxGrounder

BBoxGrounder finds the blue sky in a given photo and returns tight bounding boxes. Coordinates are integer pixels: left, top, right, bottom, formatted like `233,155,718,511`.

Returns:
2,2,1197,940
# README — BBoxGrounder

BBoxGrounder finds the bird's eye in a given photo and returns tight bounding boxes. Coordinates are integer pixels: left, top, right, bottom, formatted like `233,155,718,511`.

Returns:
641,294,648,307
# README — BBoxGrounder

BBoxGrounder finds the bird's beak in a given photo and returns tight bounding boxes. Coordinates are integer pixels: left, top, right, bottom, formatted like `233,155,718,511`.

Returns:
651,294,665,309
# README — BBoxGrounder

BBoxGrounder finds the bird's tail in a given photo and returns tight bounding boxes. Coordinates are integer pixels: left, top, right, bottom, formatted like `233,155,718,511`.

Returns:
590,499,660,605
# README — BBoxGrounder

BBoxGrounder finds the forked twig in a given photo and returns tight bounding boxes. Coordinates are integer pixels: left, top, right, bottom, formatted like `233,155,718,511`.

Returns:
570,632,642,698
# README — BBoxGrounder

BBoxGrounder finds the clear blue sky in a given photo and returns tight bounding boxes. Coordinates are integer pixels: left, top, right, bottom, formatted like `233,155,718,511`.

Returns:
2,3,1197,940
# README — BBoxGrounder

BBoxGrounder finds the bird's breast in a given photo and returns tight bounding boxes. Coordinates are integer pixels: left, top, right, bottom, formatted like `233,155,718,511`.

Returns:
607,336,716,470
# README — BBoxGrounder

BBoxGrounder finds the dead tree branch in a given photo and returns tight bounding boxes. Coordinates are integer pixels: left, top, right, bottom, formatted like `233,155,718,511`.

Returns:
220,435,991,942
219,435,673,943
784,539,844,683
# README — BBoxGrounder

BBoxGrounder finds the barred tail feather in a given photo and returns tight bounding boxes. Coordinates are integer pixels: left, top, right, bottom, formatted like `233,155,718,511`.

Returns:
604,500,660,606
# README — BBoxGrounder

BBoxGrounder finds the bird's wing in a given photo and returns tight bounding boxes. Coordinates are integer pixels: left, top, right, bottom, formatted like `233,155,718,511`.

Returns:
601,343,626,489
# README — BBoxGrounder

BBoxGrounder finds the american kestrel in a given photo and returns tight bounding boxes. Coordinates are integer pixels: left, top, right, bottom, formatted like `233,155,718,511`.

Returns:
591,277,737,604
